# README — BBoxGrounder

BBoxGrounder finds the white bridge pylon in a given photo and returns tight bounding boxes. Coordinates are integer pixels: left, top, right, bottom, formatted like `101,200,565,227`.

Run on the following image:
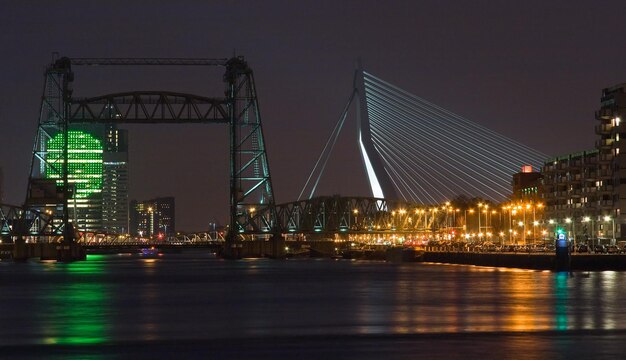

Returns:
300,68,548,204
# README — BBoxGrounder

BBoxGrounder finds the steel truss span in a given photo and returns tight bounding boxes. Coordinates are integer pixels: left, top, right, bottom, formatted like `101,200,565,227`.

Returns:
273,196,440,235
16,56,276,249
70,91,229,124
68,58,229,66
0,204,60,241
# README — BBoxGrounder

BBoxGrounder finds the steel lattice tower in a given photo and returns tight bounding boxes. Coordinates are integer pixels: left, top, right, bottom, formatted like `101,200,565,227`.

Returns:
24,56,278,252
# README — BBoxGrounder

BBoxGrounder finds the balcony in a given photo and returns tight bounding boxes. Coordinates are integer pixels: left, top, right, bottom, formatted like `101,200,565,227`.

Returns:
599,153,614,163
583,186,597,193
556,191,569,199
585,174,597,181
569,189,582,197
596,138,614,149
598,169,613,179
556,176,568,184
596,108,614,120
595,123,613,134
598,185,614,193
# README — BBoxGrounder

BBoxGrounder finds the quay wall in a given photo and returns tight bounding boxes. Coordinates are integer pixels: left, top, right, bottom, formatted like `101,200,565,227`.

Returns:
422,251,626,271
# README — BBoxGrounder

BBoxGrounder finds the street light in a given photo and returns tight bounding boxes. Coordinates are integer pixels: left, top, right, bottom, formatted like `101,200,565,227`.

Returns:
565,217,575,250
467,209,475,240
582,216,594,248
604,215,616,245
477,203,483,240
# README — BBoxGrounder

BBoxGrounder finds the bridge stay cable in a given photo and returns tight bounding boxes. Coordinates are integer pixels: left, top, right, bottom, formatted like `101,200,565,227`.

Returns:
298,90,356,200
358,71,548,204
367,100,515,195
364,81,546,170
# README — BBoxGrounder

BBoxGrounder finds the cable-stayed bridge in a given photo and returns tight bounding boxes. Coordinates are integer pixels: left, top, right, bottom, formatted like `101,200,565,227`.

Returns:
301,69,547,204
0,57,548,259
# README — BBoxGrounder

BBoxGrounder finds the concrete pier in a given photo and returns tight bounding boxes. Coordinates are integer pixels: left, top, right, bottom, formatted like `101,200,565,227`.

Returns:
11,242,86,262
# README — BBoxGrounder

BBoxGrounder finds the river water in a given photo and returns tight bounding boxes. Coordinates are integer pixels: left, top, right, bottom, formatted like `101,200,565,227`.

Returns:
1,251,626,359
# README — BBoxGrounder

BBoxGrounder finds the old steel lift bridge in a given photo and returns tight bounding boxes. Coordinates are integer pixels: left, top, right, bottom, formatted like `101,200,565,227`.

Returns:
1,56,547,253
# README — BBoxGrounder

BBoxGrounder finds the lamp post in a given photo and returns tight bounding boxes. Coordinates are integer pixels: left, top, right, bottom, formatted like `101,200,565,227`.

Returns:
469,209,475,241
582,216,594,248
604,215,616,245
506,206,513,245
399,209,406,231
565,217,575,250
477,203,483,241
431,208,437,238
523,204,530,245
444,202,451,233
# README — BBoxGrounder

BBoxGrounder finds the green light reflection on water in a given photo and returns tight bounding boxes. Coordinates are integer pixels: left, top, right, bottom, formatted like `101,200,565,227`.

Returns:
554,272,569,331
42,256,111,346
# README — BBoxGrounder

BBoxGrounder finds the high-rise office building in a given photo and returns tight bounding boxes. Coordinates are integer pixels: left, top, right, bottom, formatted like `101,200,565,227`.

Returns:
130,197,175,238
46,128,104,232
43,124,129,233
102,125,129,234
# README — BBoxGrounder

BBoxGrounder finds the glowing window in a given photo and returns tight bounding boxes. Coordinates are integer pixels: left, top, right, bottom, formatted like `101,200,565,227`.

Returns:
45,130,103,198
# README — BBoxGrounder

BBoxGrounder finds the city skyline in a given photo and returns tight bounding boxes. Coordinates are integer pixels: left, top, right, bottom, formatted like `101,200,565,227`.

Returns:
1,1,626,230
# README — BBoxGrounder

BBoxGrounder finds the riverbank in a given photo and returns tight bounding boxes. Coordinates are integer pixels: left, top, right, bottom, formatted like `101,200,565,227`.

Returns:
422,251,626,271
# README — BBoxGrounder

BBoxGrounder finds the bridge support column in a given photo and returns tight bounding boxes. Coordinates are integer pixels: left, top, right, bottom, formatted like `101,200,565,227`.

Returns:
554,238,571,272
56,242,86,262
12,237,27,262
223,234,243,260
270,235,285,259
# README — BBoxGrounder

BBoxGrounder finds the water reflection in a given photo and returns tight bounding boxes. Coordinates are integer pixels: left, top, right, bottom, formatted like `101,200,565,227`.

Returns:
39,258,111,345
2,255,626,353
554,272,569,331
358,264,626,336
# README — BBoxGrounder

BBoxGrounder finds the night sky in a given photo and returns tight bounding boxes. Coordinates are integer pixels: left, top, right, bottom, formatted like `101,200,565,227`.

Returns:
1,1,626,231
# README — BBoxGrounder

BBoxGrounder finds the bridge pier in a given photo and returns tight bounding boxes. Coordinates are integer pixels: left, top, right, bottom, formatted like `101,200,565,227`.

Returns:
222,240,243,260
55,242,86,262
12,237,27,261
11,239,85,262
269,235,285,259
222,235,286,259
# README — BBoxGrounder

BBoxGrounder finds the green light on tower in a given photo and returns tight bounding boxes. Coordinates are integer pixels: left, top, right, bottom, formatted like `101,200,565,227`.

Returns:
45,130,103,198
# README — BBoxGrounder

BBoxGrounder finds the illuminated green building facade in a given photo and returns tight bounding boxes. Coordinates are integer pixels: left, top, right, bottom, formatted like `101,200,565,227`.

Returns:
44,125,128,233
